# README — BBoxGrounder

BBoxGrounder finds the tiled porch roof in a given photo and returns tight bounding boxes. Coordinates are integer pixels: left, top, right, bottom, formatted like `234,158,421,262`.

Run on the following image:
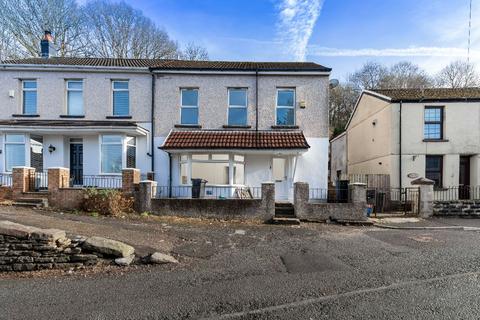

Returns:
161,130,310,150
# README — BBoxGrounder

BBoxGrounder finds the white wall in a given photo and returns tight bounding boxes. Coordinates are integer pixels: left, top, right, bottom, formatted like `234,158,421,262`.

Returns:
244,154,272,187
294,137,329,189
43,135,65,168
154,136,170,186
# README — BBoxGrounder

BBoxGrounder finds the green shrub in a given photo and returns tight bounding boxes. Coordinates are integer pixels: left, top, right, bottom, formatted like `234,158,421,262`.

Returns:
83,188,134,217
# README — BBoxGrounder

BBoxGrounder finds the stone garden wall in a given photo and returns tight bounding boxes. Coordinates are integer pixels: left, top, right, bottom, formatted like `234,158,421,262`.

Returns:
433,201,480,217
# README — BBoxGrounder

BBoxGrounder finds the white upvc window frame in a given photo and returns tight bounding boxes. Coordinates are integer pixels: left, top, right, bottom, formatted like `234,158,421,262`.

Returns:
4,133,27,172
112,80,130,116
178,153,245,186
99,134,123,175
275,88,296,126
180,88,199,125
21,80,37,115
66,79,84,116
227,88,248,126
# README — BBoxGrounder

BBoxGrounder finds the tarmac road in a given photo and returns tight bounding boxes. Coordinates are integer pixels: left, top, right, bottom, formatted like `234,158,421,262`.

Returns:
2,209,480,319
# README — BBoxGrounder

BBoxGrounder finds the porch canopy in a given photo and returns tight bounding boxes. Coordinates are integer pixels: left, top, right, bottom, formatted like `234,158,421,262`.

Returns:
160,130,310,154
0,119,149,136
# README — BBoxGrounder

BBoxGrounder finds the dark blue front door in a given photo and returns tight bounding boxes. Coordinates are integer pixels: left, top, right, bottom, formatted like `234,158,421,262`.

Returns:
70,143,83,185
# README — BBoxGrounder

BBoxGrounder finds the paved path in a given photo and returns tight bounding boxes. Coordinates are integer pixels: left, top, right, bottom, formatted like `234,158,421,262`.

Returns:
2,208,480,319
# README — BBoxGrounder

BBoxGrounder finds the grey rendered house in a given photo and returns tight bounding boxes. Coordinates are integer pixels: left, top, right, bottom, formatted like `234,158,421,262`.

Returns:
0,33,331,199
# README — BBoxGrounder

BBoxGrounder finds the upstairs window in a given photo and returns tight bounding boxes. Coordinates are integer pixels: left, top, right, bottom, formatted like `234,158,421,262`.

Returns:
5,134,25,172
276,89,295,126
181,89,198,125
426,155,443,188
228,88,247,126
22,80,37,115
67,80,84,115
113,81,129,116
424,106,443,140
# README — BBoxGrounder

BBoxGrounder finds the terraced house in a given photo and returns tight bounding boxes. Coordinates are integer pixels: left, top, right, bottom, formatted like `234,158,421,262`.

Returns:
0,33,330,199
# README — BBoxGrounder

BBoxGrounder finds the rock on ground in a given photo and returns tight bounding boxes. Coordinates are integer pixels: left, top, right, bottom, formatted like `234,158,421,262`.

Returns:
82,236,134,258
114,254,135,266
149,252,178,264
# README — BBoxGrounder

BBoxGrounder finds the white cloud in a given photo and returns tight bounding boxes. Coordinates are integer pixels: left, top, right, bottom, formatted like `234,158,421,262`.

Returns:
276,0,324,61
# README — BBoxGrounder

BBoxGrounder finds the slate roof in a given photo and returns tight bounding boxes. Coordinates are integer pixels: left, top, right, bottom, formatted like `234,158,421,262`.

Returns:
1,57,331,72
161,130,310,150
372,88,480,102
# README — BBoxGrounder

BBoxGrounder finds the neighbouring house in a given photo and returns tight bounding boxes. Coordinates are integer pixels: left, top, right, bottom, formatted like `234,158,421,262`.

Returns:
0,31,331,199
332,88,480,195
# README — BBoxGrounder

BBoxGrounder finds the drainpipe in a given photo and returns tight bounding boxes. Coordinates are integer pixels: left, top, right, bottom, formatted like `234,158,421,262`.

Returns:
255,68,259,132
168,153,172,198
150,73,156,174
399,100,403,189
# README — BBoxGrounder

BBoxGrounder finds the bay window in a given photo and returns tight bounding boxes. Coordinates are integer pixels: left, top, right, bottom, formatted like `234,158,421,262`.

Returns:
101,135,122,173
5,134,26,171
179,154,245,185
126,136,136,168
276,88,295,125
228,88,247,126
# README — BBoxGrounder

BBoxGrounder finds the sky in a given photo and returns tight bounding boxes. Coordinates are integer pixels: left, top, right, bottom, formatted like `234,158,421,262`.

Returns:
79,0,478,80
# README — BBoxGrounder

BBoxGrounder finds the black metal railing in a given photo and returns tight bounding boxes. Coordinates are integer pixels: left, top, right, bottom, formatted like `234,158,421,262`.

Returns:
0,173,12,187
71,175,122,189
28,171,48,191
433,186,480,201
366,187,419,213
309,188,350,203
154,185,262,199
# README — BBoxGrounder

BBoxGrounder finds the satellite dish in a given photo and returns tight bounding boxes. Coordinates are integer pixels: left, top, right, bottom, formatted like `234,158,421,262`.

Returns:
329,79,339,89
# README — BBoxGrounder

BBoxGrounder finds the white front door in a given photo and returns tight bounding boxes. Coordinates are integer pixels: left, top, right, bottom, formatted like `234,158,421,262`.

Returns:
273,157,288,200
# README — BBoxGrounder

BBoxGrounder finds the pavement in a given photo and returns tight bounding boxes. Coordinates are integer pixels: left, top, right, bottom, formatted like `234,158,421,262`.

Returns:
2,208,480,319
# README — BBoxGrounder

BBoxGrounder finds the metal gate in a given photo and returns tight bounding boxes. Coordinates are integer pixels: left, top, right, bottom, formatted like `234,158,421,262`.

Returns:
366,187,420,215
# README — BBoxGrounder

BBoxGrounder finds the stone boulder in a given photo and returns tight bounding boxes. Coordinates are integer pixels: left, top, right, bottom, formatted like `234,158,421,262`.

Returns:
149,252,178,264
115,254,135,266
82,236,134,258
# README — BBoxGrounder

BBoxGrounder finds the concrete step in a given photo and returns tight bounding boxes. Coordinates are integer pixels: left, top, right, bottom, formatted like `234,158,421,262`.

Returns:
12,202,42,208
13,198,48,208
271,217,301,225
275,202,294,208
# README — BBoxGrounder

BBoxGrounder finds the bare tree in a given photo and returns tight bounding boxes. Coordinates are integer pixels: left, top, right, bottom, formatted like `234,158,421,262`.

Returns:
329,83,359,136
180,42,209,61
83,0,179,59
435,60,480,88
348,61,388,90
381,61,433,89
0,0,86,58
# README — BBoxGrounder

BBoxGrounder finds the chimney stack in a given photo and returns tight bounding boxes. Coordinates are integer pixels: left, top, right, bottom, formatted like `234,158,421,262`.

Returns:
40,31,57,58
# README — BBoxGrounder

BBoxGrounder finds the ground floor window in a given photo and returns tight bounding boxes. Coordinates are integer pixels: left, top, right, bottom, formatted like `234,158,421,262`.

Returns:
179,153,245,185
126,136,136,168
30,135,43,172
101,135,122,173
5,134,26,171
426,155,443,188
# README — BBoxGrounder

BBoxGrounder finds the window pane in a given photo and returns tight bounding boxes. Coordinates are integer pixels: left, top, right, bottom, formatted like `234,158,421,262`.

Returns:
234,155,244,162
424,124,441,139
23,91,37,114
101,144,122,173
30,135,43,172
228,108,247,126
426,156,442,171
212,154,229,160
126,136,136,146
180,162,188,184
113,91,129,115
67,81,83,90
23,81,36,89
234,162,244,184
113,81,128,90
277,90,294,107
424,108,441,122
126,145,136,168
102,135,122,144
181,108,198,124
5,144,25,171
229,89,247,106
6,134,24,143
276,108,295,125
273,158,286,181
68,91,83,115
192,154,208,160
191,162,229,184
180,155,188,161
181,89,198,106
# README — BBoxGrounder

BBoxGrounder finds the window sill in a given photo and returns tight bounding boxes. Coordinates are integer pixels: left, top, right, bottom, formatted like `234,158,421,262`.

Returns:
12,114,40,118
60,115,85,118
271,125,299,129
423,139,449,142
223,125,252,129
174,124,202,128
106,115,132,119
